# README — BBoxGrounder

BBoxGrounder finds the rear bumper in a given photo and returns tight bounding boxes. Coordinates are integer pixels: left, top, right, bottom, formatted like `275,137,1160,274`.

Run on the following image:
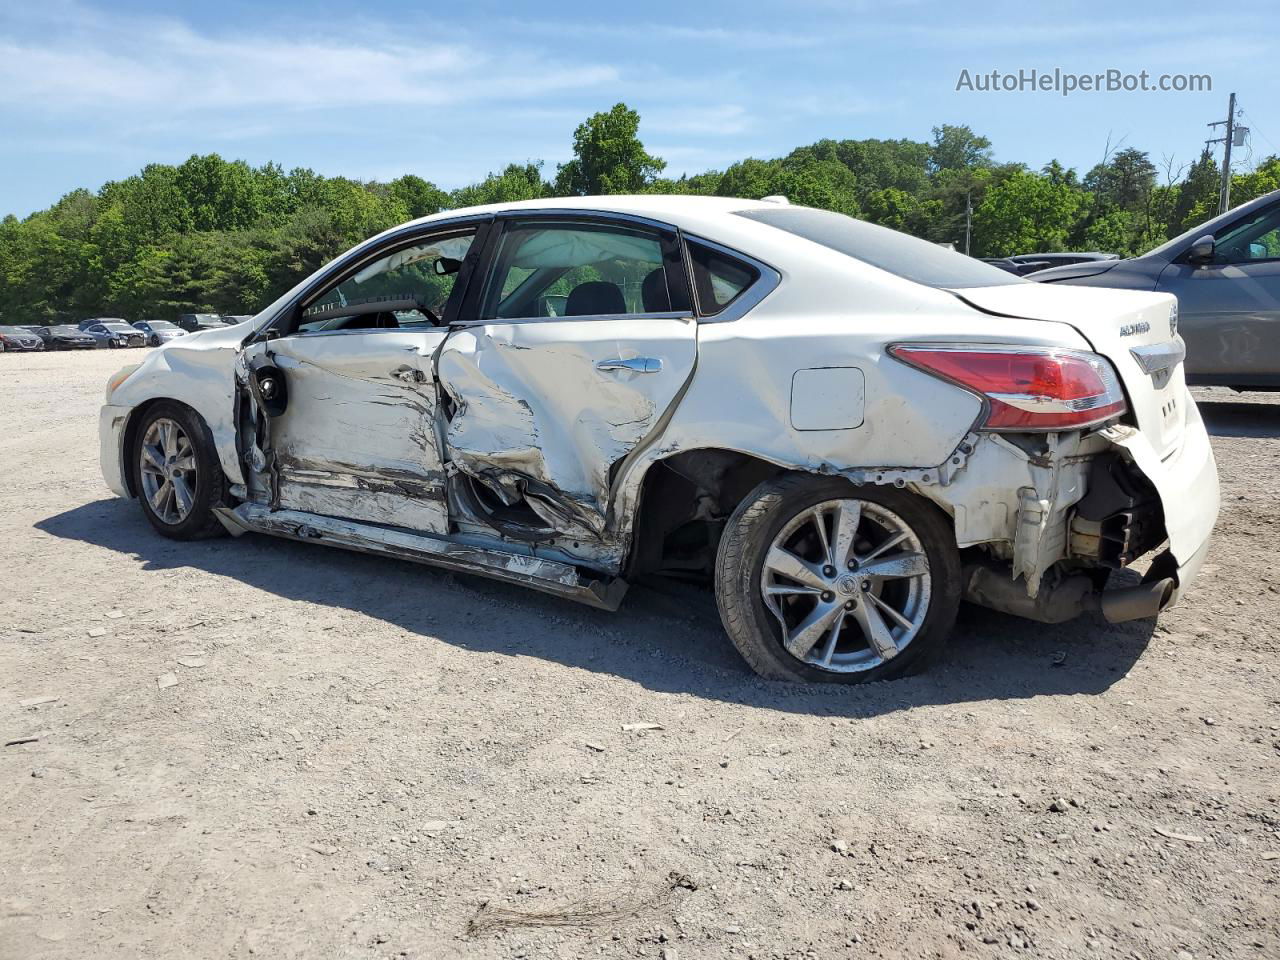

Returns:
1103,390,1219,605
99,403,132,498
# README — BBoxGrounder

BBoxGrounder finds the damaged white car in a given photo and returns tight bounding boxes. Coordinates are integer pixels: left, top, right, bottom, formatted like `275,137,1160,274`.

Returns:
99,197,1219,683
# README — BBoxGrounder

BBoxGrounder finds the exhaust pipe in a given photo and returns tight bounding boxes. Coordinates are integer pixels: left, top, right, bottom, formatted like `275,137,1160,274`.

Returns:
963,562,1175,625
1096,577,1174,624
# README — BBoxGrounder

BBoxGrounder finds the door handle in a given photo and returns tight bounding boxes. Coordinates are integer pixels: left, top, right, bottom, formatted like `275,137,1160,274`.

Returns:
596,357,662,374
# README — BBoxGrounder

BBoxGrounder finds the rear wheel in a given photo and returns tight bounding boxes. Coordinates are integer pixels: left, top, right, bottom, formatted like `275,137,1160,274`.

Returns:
131,402,228,539
715,475,960,683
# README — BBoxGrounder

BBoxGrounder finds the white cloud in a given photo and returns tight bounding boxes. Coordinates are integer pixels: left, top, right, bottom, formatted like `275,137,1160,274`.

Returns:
644,105,755,136
0,3,618,112
496,18,831,51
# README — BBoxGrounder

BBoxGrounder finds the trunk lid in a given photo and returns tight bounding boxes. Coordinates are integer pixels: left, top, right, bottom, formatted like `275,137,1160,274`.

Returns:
952,284,1186,458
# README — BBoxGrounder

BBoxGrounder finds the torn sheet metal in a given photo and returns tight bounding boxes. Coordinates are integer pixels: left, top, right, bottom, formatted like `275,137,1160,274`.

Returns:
914,431,1101,597
435,319,697,539
241,331,450,533
216,503,627,610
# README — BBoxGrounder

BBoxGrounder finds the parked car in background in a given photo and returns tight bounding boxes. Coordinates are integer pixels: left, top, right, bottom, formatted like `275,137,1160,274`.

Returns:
1009,252,1118,272
981,258,1047,276
1034,189,1280,390
0,328,46,352
36,325,97,349
132,320,186,347
78,317,128,332
100,195,1217,684
83,321,146,349
982,253,1119,277
176,313,229,332
221,315,253,325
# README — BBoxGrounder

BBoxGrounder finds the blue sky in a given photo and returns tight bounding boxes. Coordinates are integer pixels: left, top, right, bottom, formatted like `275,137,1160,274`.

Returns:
1,0,1276,218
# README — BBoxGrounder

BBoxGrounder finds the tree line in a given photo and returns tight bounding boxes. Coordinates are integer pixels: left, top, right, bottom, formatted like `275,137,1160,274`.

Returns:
2,102,1277,325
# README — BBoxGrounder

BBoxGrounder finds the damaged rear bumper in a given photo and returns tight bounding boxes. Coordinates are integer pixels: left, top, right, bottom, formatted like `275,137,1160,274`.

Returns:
1099,397,1219,610
950,391,1218,624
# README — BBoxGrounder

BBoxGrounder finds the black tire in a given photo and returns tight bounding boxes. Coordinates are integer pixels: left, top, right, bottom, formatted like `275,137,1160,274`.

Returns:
130,401,229,540
150,335,160,347
714,474,961,683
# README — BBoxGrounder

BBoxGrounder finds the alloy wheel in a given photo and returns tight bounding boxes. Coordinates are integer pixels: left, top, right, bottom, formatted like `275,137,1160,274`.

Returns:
139,418,198,525
760,498,931,673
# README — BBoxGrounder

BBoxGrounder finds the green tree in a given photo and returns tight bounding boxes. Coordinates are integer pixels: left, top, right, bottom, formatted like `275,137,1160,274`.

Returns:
928,125,993,174
972,169,1088,256
389,175,450,219
1169,149,1220,235
555,103,665,195
1231,155,1280,206
451,163,548,207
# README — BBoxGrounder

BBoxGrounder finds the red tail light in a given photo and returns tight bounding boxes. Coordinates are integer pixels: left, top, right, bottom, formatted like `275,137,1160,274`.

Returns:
889,345,1127,431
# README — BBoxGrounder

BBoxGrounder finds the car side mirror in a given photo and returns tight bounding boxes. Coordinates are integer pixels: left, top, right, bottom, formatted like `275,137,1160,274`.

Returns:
434,257,462,276
1188,234,1215,264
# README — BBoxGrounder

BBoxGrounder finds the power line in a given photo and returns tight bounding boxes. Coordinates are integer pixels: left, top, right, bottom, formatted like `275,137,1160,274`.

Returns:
1239,108,1278,159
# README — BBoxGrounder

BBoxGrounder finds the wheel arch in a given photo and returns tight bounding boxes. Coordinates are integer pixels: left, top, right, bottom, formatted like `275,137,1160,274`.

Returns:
121,398,225,498
623,446,799,579
622,445,963,581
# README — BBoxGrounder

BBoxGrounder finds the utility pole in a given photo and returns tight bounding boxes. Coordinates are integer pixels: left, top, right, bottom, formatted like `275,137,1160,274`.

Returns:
964,191,972,256
1207,92,1237,215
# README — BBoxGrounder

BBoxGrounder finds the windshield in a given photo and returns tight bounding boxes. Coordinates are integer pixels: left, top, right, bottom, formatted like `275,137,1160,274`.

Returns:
736,206,1024,289
1144,191,1280,259
50,326,80,334
148,321,177,330
103,323,132,332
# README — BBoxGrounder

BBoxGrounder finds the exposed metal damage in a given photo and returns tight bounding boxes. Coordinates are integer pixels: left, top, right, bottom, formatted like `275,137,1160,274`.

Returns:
435,326,663,542
101,195,1218,678
215,503,626,610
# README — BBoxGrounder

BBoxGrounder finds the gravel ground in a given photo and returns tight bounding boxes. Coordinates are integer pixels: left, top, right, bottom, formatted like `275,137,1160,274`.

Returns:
2,349,1277,960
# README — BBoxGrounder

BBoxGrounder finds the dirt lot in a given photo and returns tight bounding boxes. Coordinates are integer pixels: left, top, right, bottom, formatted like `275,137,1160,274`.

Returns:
1,348,1277,960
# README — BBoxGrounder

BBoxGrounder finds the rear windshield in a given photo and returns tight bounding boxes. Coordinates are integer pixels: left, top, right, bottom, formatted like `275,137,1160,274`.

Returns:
736,206,1024,289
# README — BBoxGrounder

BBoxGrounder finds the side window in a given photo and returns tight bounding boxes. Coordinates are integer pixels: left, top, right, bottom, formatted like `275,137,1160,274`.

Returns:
1213,205,1280,264
483,222,675,320
297,231,476,333
687,241,760,316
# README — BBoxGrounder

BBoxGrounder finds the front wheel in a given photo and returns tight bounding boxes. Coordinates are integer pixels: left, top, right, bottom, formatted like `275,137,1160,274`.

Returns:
715,475,960,683
130,402,229,540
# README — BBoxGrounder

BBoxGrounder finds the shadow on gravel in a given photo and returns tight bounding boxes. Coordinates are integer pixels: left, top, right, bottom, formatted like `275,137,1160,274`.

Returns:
38,499,1156,718
1198,399,1280,438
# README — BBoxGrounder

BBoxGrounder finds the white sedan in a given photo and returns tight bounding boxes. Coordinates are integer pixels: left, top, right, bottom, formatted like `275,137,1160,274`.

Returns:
99,196,1218,683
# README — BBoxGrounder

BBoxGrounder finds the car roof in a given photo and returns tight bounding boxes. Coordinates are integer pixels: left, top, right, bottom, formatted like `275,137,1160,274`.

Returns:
398,195,788,242
413,194,776,224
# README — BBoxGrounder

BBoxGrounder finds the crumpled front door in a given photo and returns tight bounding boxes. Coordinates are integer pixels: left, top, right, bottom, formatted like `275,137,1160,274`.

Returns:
241,330,450,534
